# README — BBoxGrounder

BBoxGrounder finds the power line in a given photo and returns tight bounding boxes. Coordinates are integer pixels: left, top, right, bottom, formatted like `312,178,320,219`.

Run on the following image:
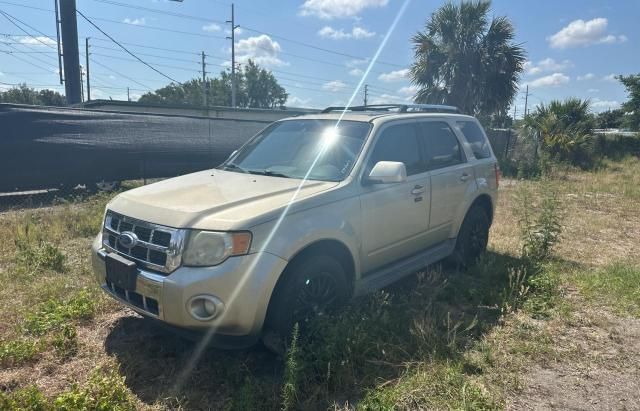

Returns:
0,9,57,49
89,57,153,90
88,0,404,68
89,51,199,73
76,9,182,85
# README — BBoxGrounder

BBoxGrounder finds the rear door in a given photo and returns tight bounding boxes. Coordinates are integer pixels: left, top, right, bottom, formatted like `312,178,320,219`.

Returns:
417,120,476,243
359,121,431,273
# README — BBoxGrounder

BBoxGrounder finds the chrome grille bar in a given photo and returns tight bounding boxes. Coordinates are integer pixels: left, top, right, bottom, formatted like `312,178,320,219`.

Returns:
102,211,185,274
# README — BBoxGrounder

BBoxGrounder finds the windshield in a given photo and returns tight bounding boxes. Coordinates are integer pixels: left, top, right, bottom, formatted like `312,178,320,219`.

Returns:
220,120,371,182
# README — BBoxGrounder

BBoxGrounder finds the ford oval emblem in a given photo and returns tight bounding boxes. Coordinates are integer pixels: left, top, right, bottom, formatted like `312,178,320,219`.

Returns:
118,231,138,249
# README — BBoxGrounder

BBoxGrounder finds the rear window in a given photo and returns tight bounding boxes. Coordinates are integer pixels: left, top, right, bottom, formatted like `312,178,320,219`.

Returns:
456,121,492,159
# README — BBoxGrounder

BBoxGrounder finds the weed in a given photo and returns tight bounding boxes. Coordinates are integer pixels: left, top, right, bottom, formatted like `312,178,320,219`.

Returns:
24,290,97,336
14,219,66,274
500,267,530,314
515,184,562,263
54,368,136,410
0,385,49,411
280,323,300,411
574,263,640,317
51,324,79,360
0,338,40,368
357,362,497,410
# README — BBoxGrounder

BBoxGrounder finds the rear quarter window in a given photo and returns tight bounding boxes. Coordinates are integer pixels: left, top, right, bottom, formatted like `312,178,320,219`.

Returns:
456,121,492,159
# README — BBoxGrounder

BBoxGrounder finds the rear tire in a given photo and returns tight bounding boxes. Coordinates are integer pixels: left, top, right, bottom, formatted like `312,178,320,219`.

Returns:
452,206,490,267
262,254,349,354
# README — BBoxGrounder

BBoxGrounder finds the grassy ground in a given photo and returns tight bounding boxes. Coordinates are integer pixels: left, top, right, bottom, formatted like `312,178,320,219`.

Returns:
0,158,638,410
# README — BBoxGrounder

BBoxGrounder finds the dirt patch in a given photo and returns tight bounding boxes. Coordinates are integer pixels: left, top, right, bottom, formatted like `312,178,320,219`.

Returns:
507,294,640,411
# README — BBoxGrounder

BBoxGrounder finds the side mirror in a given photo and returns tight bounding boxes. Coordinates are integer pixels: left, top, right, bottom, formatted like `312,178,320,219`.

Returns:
366,161,407,184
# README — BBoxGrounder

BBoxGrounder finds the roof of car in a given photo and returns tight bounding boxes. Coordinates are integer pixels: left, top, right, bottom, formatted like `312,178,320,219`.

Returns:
287,111,477,123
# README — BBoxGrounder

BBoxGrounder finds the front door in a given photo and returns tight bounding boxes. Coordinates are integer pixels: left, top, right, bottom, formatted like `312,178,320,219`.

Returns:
360,121,431,273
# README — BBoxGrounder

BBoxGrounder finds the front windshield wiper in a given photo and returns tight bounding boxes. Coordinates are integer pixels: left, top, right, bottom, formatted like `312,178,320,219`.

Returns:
247,169,291,178
220,163,248,173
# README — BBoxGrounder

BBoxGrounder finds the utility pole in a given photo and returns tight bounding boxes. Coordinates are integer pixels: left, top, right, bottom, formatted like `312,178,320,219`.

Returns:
523,85,529,118
512,103,517,123
54,0,64,85
226,3,239,108
127,87,130,102
80,65,84,102
85,37,91,101
59,0,82,105
201,51,207,107
363,84,369,106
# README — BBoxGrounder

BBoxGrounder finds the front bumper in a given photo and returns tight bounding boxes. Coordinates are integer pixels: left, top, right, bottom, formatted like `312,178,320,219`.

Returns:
91,235,287,347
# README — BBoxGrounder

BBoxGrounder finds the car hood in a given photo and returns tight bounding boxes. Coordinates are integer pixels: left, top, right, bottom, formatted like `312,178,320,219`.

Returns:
107,169,339,230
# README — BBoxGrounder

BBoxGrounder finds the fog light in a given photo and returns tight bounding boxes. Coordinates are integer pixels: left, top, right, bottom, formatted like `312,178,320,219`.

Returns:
188,295,224,321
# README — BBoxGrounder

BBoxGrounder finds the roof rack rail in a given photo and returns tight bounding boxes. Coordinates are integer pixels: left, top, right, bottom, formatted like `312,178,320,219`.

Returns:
320,103,460,114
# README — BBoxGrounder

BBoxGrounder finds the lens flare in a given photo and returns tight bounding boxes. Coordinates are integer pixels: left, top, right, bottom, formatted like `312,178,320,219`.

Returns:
170,0,412,394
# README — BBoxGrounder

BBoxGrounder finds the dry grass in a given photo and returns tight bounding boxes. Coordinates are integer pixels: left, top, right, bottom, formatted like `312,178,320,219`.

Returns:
0,158,638,410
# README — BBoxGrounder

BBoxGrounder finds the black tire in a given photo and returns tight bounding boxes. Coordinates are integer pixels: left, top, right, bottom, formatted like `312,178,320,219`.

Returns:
262,254,349,352
452,206,490,267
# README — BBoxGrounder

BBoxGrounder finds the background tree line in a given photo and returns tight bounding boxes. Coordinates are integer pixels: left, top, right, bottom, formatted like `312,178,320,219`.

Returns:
138,59,288,109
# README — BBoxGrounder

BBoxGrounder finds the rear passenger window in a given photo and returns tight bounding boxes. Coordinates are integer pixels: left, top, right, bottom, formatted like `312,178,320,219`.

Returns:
368,123,424,176
418,122,463,169
456,121,491,159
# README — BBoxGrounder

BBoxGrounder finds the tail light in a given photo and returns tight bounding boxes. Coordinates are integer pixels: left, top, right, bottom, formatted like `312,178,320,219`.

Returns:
494,163,501,188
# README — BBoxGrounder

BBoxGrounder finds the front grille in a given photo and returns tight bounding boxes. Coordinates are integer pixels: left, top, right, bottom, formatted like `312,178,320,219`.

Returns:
106,281,160,316
103,211,183,274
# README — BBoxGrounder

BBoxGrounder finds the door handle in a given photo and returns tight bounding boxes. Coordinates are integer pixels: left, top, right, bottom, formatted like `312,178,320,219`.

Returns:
411,185,425,195
460,173,471,182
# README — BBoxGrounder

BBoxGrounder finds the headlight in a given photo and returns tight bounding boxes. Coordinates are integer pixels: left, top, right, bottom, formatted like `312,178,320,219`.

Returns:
182,231,252,267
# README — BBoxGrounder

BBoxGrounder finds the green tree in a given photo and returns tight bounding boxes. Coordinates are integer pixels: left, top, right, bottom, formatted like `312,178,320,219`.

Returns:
410,1,526,118
138,60,287,109
0,84,66,106
594,109,625,129
617,74,640,131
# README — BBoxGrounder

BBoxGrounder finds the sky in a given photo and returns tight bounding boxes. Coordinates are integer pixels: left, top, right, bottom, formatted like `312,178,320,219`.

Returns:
0,0,637,115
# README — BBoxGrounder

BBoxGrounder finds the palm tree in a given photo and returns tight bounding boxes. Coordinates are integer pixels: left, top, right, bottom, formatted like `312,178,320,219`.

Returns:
410,1,526,119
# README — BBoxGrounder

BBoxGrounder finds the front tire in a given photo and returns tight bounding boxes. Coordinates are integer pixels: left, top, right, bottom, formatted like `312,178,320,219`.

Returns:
263,254,349,353
452,205,490,267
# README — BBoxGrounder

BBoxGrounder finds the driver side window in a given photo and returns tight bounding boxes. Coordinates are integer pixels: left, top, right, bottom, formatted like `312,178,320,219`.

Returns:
367,123,424,176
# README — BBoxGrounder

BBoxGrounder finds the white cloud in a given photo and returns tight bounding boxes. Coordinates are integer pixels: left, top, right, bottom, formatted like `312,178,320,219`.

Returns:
123,17,146,25
349,68,364,76
370,93,404,105
602,73,617,82
235,34,287,67
323,80,347,92
524,58,572,75
548,18,627,48
528,73,570,88
591,98,620,111
378,68,409,82
18,36,57,47
577,73,595,81
300,0,389,19
398,85,418,96
587,88,599,93
318,26,375,39
346,58,369,68
202,23,221,32
287,95,312,107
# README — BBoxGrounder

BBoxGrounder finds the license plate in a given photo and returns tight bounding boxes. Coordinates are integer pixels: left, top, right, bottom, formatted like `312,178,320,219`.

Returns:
105,253,138,291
